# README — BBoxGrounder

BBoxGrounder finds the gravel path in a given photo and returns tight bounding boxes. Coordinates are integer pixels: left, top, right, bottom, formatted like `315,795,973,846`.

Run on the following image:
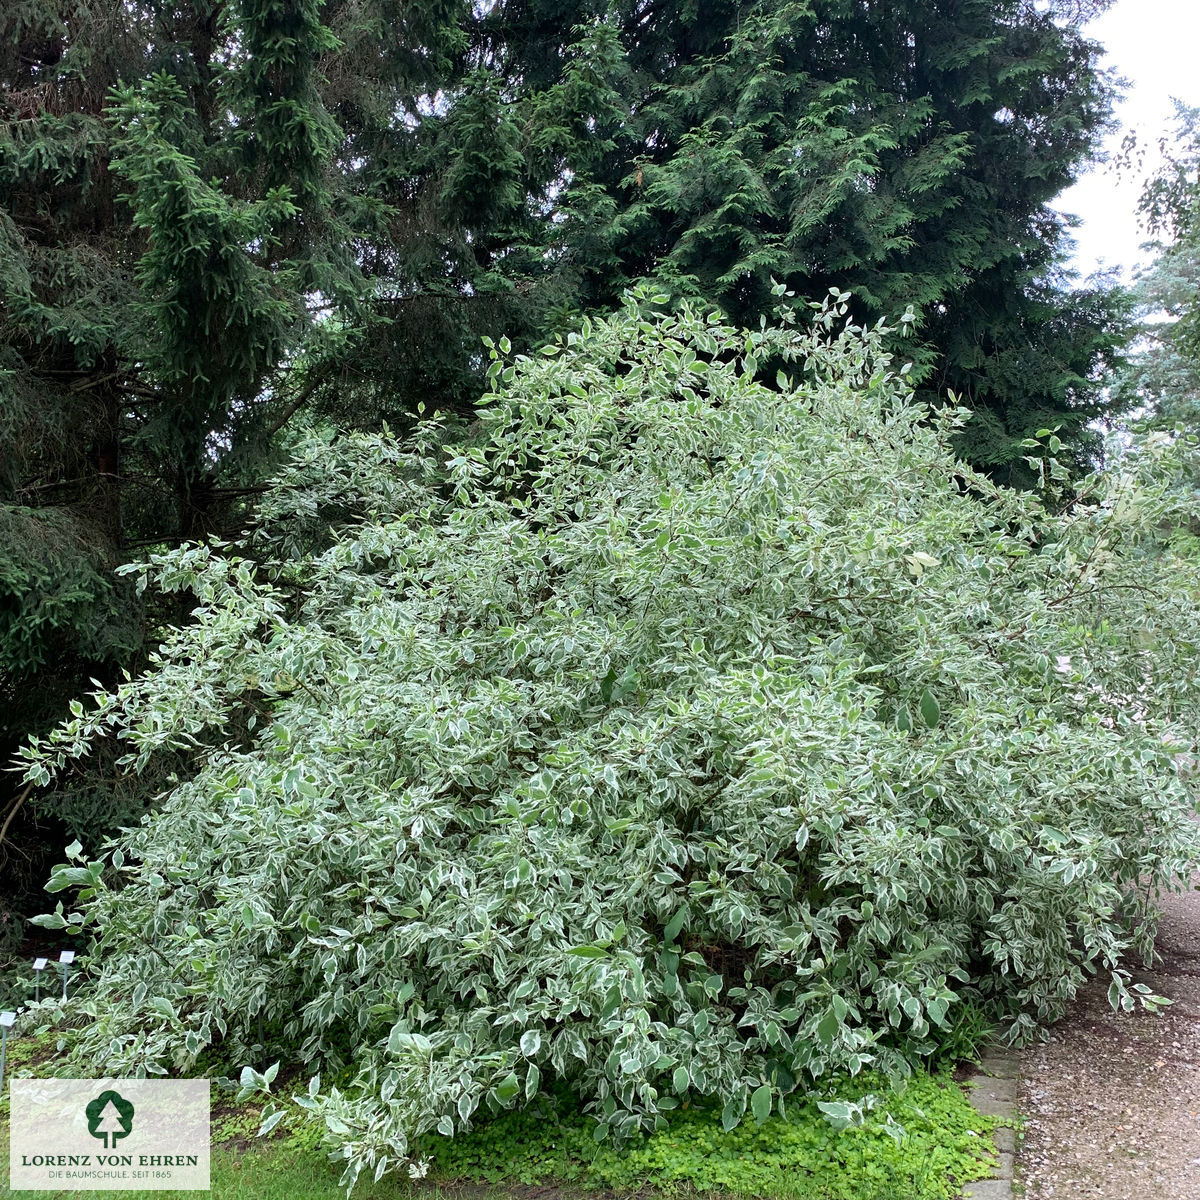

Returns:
1017,876,1200,1199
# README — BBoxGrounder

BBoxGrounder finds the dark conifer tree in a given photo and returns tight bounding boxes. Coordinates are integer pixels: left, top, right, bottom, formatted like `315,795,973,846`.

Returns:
545,0,1130,481
0,0,364,910
312,0,1130,478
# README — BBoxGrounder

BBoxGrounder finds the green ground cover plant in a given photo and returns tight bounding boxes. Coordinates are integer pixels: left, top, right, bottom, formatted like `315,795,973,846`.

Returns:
18,288,1200,1189
0,1030,994,1200
427,1069,996,1198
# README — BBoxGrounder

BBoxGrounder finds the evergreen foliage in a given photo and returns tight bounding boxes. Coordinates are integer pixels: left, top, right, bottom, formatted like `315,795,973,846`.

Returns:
544,0,1131,481
223,0,1132,469
1117,105,1200,459
0,0,361,890
26,296,1200,1188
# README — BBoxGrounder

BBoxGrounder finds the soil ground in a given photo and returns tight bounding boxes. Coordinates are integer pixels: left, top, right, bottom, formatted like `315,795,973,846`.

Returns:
1017,875,1200,1199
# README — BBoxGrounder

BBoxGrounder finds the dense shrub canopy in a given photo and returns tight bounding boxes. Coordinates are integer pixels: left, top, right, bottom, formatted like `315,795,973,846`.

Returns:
27,292,1200,1187
0,0,1130,946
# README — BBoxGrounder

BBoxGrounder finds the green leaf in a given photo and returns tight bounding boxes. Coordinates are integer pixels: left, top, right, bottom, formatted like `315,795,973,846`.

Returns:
387,1027,431,1055
663,907,688,944
258,1109,286,1138
817,1100,858,1128
751,1084,772,1124
46,867,98,892
816,1010,840,1048
30,911,68,930
919,687,940,729
611,663,639,702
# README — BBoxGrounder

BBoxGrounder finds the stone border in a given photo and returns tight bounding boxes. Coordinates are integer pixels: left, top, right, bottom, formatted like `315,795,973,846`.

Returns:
959,1046,1019,1199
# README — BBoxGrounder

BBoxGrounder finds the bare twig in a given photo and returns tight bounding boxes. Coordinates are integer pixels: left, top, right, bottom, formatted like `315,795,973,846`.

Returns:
0,782,33,849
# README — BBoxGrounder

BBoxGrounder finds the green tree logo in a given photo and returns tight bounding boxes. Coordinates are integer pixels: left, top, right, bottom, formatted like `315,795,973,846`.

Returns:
85,1090,135,1149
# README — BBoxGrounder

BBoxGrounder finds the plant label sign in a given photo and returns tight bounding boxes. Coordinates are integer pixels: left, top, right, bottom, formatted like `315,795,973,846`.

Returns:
9,1079,210,1191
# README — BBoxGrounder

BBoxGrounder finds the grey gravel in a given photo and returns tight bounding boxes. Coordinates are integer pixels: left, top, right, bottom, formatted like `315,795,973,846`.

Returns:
1017,872,1200,1199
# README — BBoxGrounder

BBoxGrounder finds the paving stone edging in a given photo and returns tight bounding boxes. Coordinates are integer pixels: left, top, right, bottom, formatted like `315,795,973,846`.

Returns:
959,1046,1019,1200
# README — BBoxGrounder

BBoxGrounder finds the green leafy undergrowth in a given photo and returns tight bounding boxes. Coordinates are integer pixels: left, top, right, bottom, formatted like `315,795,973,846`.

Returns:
928,1001,998,1070
0,1122,421,1200
425,1070,996,1199
0,1026,60,1073
0,1026,78,1120
0,1022,993,1199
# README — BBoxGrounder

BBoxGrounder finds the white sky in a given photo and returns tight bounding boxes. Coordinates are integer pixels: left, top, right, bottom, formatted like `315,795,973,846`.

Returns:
1056,0,1200,281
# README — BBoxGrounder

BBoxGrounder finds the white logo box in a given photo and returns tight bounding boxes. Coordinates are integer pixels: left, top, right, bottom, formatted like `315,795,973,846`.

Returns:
10,1078,210,1191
